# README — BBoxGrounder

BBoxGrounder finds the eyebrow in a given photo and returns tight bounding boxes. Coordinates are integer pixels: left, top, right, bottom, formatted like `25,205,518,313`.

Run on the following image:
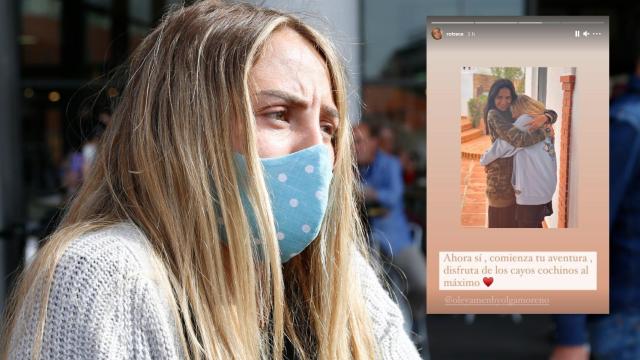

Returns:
255,89,340,120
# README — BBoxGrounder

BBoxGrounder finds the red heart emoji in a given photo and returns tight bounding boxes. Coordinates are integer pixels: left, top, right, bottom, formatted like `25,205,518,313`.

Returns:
483,277,494,287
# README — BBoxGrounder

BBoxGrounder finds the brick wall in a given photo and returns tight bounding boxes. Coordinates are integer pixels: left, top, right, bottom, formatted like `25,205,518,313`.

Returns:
558,75,576,228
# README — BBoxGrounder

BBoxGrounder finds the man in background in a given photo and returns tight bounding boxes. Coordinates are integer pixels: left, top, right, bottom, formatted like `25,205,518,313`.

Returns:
354,123,427,334
552,59,640,360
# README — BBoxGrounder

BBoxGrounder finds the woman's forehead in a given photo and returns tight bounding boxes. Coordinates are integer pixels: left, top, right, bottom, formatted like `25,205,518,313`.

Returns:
497,88,512,96
249,28,334,106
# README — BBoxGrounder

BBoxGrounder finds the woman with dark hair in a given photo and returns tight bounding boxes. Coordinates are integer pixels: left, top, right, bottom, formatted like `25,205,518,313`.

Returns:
483,79,557,228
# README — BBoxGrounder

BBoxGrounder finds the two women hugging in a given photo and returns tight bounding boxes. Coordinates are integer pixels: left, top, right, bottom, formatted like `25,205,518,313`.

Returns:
481,79,558,228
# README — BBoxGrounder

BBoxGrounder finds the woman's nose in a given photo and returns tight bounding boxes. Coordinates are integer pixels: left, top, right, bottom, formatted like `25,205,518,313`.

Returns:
292,117,323,153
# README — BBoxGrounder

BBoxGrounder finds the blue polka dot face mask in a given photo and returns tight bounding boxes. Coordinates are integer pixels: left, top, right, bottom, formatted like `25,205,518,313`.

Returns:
233,144,333,262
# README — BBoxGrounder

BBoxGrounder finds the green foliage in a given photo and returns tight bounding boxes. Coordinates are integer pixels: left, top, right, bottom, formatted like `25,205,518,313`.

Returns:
467,94,487,129
490,67,525,92
490,67,523,81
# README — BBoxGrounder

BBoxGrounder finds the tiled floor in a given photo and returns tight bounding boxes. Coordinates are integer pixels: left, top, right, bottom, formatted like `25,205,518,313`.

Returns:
461,134,492,160
460,135,491,227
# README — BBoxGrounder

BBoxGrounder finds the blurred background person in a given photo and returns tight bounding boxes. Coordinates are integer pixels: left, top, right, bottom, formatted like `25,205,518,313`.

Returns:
80,119,107,179
354,122,428,356
378,124,397,155
60,144,84,197
551,57,640,360
60,118,106,198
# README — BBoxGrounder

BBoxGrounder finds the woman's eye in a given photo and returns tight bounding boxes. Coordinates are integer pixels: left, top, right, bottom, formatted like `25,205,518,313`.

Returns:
266,110,287,121
321,123,336,137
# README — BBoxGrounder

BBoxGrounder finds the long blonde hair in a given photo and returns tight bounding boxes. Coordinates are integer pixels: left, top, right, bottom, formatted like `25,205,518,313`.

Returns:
511,94,546,119
1,1,377,359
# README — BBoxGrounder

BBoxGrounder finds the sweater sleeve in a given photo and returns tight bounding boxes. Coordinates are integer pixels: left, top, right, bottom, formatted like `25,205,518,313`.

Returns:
610,115,640,227
479,138,520,166
488,109,546,148
7,235,182,360
545,109,558,125
552,315,588,345
354,251,421,360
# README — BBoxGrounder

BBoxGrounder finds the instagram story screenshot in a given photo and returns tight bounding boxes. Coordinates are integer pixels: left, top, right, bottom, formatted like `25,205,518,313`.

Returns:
427,17,609,315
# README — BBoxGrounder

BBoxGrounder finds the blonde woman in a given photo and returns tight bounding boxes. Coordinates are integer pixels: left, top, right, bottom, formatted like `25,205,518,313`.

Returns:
480,95,557,228
0,2,420,359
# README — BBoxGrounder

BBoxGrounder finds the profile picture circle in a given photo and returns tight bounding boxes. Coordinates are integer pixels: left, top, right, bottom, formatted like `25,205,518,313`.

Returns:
431,27,442,40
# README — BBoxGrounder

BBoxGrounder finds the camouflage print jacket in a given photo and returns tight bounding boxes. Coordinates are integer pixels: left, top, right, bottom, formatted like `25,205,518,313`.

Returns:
484,109,557,207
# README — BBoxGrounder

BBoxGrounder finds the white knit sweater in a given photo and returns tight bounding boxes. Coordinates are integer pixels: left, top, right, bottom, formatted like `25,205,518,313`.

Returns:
8,222,420,359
